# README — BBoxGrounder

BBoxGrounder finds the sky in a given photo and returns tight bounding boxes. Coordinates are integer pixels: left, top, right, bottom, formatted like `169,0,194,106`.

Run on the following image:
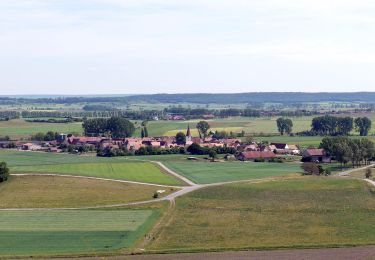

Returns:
1,0,375,95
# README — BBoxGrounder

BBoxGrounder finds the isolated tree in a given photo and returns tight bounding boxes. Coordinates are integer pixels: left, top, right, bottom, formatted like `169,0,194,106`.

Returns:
175,132,186,145
365,168,373,179
196,121,210,140
107,117,135,138
144,126,149,137
0,162,9,182
355,117,372,136
276,118,293,135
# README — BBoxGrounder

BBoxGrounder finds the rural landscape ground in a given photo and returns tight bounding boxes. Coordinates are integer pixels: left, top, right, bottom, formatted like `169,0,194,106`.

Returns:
1,96,375,258
0,148,374,258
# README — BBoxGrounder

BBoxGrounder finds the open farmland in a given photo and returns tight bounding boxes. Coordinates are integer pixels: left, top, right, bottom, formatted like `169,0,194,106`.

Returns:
12,162,183,186
0,150,125,166
0,209,159,257
0,176,176,208
0,119,83,138
148,178,375,252
163,161,301,184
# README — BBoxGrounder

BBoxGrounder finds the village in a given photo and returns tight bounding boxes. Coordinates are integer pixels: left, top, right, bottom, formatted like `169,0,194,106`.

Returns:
0,124,333,163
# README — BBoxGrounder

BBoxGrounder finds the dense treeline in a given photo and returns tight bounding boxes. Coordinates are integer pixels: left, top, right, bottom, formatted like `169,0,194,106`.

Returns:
4,92,375,105
26,118,82,123
20,110,164,120
4,108,321,121
83,117,135,138
311,116,353,136
297,115,372,136
319,137,375,167
0,111,20,120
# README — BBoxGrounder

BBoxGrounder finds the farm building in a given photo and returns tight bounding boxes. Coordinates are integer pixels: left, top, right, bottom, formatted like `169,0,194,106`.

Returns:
270,143,300,155
302,148,331,163
21,143,42,151
237,151,276,161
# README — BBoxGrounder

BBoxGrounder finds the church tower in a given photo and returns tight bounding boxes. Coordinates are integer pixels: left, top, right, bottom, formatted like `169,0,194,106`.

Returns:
186,124,192,142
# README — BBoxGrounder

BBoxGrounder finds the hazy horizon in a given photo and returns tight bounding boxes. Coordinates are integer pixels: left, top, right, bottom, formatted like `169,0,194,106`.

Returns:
1,1,375,94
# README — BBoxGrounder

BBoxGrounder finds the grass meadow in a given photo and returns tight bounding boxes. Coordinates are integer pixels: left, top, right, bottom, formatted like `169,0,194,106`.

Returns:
163,161,301,184
0,209,159,257
0,119,83,138
12,162,183,186
149,178,375,252
0,176,176,208
0,150,184,186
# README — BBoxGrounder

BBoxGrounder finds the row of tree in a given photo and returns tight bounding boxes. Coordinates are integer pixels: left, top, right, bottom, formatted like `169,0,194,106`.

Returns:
276,116,372,136
311,116,371,136
319,136,375,167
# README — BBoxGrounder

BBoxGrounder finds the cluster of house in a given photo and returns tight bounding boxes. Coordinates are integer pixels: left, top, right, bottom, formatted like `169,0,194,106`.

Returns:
0,125,332,162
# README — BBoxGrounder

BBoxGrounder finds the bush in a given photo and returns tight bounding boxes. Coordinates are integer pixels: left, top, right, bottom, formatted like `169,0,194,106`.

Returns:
365,168,372,179
0,162,9,182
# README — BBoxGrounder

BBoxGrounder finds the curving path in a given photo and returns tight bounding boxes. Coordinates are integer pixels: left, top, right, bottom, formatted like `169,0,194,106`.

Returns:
5,162,277,211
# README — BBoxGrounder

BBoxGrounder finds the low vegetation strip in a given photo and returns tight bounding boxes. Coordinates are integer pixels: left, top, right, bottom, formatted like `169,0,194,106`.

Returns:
11,162,183,186
163,161,301,184
0,176,176,208
0,209,159,256
148,178,375,252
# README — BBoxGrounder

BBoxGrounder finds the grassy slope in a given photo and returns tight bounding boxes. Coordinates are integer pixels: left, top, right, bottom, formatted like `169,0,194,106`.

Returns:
0,209,159,256
149,178,375,252
0,176,176,208
12,162,183,186
1,150,183,186
163,161,301,184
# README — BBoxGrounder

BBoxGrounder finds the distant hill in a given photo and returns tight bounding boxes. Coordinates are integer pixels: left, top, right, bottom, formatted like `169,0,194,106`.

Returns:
1,92,375,104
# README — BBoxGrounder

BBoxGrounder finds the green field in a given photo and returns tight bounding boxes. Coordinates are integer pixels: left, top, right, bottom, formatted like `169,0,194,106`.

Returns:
0,150,117,166
163,161,301,184
0,209,159,256
0,119,83,138
0,176,176,208
149,178,375,252
12,162,183,186
143,116,375,137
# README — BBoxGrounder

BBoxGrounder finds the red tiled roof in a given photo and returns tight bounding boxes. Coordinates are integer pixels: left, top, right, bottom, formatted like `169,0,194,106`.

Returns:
241,151,276,159
305,148,325,156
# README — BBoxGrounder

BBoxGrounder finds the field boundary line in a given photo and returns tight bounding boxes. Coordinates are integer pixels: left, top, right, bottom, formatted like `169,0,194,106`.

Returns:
10,173,182,188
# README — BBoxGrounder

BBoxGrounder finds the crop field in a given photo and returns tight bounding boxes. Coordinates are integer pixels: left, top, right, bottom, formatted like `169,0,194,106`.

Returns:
0,119,83,138
0,209,159,256
142,114,375,140
12,162,183,186
0,176,176,208
149,178,375,252
163,161,301,184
